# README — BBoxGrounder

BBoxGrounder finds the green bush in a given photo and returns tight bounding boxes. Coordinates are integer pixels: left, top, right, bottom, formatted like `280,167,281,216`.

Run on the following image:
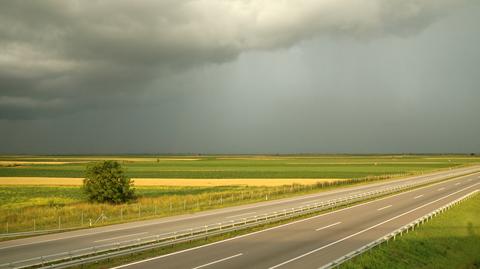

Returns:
83,161,136,204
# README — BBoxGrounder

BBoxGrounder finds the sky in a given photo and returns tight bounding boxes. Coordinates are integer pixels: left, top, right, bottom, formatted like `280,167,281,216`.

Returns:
0,0,479,154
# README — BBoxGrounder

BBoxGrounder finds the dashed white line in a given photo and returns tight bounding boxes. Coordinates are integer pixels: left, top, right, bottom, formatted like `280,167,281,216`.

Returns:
377,205,392,211
438,187,446,191
192,253,243,269
94,232,148,243
315,222,342,231
455,183,461,186
414,195,424,199
110,181,480,269
225,212,256,219
268,185,479,269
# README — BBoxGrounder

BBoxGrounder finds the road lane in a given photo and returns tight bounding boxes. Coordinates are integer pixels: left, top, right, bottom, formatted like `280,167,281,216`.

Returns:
113,173,479,269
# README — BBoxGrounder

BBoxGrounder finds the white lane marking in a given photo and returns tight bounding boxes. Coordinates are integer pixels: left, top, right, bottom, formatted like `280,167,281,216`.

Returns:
225,212,256,219
438,187,446,191
455,183,461,186
93,232,148,243
268,185,479,269
110,181,480,269
315,222,342,231
377,205,392,211
2,171,478,251
192,253,243,269
414,195,424,199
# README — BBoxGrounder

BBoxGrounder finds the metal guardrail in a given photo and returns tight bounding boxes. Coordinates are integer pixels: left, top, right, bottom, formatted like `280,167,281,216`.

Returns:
0,172,477,269
320,189,479,269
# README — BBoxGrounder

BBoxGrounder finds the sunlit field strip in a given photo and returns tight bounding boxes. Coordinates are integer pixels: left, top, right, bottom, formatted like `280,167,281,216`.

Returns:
0,177,345,187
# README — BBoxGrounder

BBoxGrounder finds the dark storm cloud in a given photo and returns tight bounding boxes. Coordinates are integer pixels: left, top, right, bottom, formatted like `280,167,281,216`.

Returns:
0,0,472,119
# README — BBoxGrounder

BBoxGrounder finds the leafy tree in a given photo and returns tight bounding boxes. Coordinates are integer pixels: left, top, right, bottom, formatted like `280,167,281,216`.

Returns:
83,161,136,203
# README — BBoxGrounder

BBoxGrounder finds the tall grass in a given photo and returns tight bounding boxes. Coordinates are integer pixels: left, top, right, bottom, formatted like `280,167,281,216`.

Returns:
1,173,407,234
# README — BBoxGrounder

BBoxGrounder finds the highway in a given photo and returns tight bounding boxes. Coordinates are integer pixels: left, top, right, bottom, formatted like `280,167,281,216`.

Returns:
113,172,480,269
0,166,478,266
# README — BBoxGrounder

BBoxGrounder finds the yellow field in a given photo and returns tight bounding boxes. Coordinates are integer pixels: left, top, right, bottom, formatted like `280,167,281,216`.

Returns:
0,177,343,186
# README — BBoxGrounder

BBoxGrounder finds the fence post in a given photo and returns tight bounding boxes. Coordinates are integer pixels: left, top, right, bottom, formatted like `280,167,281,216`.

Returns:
34,219,36,232
58,216,61,230
81,211,84,226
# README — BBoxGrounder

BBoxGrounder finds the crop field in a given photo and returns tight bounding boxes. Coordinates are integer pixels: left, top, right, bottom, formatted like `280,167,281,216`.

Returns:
0,155,478,234
340,193,480,269
1,155,478,180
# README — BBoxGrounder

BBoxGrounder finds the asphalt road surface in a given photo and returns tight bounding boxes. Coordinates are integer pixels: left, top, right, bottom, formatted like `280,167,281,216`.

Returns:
113,172,480,269
0,166,478,266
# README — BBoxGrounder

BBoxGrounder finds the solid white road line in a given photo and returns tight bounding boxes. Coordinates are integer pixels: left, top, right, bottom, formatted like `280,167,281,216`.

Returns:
268,184,479,269
225,212,256,219
192,253,243,269
110,180,480,269
377,205,392,211
315,222,342,231
94,232,148,243
414,195,424,199
438,187,446,191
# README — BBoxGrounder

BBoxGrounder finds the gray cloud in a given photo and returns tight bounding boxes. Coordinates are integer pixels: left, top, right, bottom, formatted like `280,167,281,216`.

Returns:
0,0,472,119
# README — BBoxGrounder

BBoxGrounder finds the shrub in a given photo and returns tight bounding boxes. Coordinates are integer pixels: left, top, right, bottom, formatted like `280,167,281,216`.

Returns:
83,161,136,204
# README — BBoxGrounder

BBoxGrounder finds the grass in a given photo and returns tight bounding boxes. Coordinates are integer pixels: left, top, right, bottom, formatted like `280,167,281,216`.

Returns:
340,193,480,269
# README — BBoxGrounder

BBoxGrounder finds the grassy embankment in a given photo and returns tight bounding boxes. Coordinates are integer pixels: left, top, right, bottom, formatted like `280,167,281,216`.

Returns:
0,155,478,234
340,193,480,269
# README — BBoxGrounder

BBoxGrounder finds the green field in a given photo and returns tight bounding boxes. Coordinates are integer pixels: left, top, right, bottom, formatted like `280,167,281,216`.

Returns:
1,155,478,179
340,193,480,269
